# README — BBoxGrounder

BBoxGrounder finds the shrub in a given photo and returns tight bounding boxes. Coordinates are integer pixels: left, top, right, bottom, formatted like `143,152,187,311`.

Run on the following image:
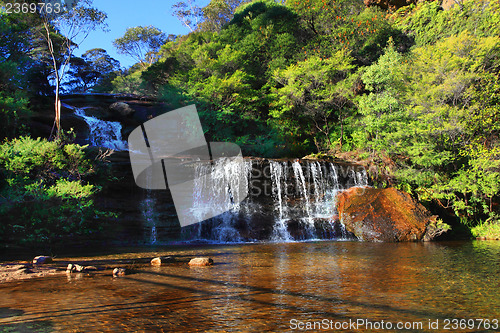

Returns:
0,136,111,246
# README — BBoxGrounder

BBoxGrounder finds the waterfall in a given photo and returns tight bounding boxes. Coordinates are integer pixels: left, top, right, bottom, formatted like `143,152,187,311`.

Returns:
189,158,252,243
269,161,292,241
292,161,316,238
140,168,158,244
71,106,127,151
184,158,369,243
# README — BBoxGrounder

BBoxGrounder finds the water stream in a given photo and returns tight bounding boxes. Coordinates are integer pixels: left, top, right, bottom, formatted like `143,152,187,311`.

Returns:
1,241,499,332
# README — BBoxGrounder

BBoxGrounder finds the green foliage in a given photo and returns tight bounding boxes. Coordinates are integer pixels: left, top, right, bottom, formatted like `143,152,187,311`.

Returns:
0,91,30,140
112,0,499,232
393,0,500,46
113,25,166,68
271,51,355,153
471,217,500,239
67,48,120,92
0,137,111,246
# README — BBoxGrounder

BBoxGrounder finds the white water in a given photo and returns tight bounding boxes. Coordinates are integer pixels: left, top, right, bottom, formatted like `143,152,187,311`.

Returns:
71,105,127,150
269,161,292,241
188,159,369,242
190,158,252,242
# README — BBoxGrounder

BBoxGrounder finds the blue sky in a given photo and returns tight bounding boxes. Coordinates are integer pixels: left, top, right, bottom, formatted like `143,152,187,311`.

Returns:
75,0,210,68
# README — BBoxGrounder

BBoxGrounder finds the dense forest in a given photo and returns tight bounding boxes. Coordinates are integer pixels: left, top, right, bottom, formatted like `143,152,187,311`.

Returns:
1,0,499,245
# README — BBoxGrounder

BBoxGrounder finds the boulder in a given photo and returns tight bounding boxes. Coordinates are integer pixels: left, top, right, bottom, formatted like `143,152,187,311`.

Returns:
33,256,52,265
73,264,84,272
151,257,163,266
109,102,135,117
188,257,213,266
336,187,442,242
113,268,127,277
151,256,177,266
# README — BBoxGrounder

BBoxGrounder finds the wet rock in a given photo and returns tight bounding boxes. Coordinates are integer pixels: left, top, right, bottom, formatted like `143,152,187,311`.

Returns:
109,102,135,117
33,256,53,265
74,264,84,272
61,113,90,145
113,268,126,277
150,256,177,266
337,187,439,242
83,266,97,272
188,258,213,266
151,257,163,266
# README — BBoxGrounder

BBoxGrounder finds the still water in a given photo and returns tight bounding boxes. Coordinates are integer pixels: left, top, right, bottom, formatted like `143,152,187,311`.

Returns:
0,241,499,332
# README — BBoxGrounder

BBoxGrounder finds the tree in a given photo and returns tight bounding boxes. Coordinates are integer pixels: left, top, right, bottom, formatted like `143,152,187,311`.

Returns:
113,26,166,69
200,0,249,32
172,0,203,32
271,51,355,153
67,48,120,92
37,0,107,138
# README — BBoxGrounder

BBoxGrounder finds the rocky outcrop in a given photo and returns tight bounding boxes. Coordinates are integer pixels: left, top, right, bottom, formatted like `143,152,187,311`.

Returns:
337,187,446,242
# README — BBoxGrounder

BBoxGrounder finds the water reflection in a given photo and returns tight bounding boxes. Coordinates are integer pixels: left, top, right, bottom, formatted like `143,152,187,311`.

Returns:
0,241,499,332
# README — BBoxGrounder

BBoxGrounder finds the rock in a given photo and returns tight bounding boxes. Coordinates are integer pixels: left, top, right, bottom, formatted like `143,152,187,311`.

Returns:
83,266,97,272
150,256,178,266
337,187,440,242
74,264,84,272
188,257,213,266
151,257,163,266
364,0,419,10
109,102,135,117
66,264,74,273
33,256,53,265
113,268,126,277
61,113,91,145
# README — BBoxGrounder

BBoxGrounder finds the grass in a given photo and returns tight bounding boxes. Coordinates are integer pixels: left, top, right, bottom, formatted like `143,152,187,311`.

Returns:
471,218,500,240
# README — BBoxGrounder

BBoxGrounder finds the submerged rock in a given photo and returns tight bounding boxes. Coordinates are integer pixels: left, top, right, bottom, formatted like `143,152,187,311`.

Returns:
33,256,52,265
337,187,444,242
188,258,213,266
113,268,126,277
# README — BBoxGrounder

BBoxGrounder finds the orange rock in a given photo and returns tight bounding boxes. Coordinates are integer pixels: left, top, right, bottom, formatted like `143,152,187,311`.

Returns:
188,258,213,266
337,187,436,242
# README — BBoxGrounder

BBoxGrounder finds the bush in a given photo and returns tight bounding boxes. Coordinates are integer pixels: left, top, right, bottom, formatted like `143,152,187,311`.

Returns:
0,136,111,246
471,217,500,239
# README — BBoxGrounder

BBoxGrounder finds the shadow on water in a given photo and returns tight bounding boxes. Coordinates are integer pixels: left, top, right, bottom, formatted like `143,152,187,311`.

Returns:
129,269,458,322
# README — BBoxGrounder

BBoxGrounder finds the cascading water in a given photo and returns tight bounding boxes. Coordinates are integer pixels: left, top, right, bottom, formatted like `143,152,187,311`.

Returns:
269,161,292,241
183,158,369,243
69,104,127,150
189,157,252,243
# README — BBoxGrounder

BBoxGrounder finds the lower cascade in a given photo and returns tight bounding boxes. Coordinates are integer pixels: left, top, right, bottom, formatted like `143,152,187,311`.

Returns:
181,158,368,243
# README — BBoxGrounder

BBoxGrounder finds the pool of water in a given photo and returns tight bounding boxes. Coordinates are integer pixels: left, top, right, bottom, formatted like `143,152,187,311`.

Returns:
0,241,499,332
